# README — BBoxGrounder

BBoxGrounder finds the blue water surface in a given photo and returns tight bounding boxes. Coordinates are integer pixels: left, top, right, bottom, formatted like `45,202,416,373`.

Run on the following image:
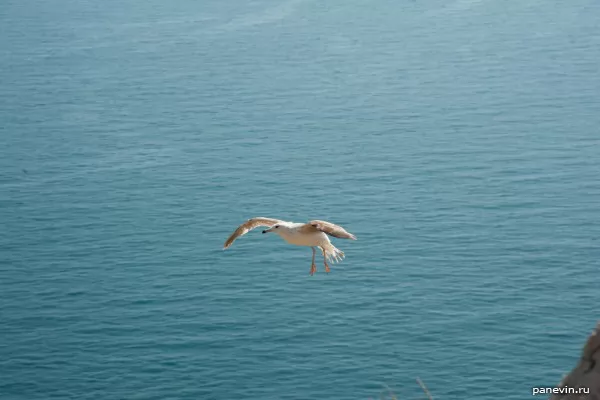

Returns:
1,0,599,399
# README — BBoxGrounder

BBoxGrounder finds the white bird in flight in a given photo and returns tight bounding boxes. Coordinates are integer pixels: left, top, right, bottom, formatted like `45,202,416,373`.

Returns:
223,217,357,275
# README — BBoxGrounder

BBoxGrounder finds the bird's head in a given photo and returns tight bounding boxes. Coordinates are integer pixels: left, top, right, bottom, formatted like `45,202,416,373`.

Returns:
262,224,283,234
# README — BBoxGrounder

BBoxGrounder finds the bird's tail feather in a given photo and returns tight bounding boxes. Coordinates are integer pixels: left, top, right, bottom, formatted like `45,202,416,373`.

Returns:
320,244,345,264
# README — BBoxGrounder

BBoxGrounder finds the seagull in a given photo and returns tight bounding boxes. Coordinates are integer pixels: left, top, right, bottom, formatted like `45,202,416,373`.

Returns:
223,217,357,275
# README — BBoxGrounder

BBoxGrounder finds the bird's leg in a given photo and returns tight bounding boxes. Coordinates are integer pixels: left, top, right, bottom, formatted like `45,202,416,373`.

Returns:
310,247,317,276
322,249,331,273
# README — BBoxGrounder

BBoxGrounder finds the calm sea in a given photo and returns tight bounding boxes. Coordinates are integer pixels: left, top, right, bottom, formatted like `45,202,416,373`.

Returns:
1,0,599,399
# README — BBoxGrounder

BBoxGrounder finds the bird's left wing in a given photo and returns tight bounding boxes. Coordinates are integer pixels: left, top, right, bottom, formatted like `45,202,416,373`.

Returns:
223,217,283,249
300,220,357,240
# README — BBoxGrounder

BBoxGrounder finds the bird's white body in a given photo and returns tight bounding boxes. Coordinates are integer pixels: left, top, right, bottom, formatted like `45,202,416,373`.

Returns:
266,221,345,265
272,222,330,247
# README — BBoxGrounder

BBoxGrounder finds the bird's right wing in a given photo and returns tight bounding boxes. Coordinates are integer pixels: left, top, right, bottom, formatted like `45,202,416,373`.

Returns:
301,220,357,240
223,217,283,249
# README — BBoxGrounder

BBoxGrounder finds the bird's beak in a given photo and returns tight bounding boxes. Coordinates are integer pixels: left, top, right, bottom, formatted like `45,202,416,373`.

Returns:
262,228,274,234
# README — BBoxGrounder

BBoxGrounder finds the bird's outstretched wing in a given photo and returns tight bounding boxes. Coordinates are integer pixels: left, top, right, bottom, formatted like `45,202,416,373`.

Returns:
223,217,283,249
301,220,357,240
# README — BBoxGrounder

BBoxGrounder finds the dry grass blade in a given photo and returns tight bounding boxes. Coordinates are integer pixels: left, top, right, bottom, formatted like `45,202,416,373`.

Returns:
373,379,433,400
416,377,433,400
378,384,398,400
